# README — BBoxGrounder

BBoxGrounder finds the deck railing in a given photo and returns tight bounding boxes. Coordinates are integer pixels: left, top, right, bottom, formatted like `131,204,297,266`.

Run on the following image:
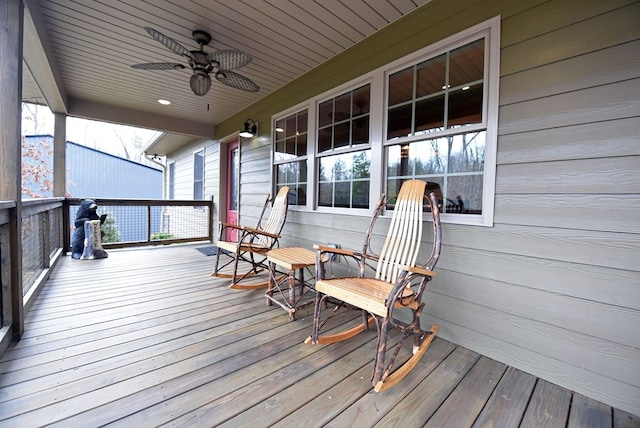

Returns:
65,198,214,250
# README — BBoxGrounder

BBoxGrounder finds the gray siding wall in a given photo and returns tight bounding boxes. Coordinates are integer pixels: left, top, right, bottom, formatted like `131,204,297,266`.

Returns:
472,2,640,414
173,0,640,415
168,139,218,237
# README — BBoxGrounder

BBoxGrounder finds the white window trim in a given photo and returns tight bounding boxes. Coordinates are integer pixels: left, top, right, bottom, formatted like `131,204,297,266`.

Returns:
168,161,175,200
315,79,375,212
272,103,315,211
271,16,500,226
193,148,205,200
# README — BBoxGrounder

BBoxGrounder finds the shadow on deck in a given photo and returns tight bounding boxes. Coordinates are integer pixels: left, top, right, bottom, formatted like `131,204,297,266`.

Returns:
0,244,637,427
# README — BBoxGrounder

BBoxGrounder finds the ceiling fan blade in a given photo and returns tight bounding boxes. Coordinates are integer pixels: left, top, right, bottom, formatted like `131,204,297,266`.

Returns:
208,50,252,70
215,70,260,92
144,27,195,60
131,62,185,70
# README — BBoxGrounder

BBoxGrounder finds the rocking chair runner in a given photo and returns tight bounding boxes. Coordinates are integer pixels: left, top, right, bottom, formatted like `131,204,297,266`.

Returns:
212,186,289,289
305,179,442,392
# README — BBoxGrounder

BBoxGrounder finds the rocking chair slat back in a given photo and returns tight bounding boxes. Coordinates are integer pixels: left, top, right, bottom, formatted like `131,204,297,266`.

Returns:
375,179,426,284
425,191,442,272
255,186,289,247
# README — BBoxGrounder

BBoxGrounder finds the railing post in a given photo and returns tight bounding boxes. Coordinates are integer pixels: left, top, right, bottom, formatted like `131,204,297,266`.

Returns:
209,195,215,242
147,204,152,244
0,0,25,341
8,206,24,339
42,211,51,268
62,199,70,254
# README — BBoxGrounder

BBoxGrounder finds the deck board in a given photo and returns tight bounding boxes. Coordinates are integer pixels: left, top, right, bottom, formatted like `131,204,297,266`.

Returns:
0,244,637,427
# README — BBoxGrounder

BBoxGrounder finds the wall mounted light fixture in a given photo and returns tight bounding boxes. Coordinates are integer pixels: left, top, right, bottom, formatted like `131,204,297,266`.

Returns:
239,119,257,138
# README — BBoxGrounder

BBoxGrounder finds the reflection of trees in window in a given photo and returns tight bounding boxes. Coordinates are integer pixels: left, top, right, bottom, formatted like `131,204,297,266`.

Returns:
277,160,307,205
316,84,371,209
448,132,484,173
353,151,370,179
332,157,349,180
319,150,371,208
386,131,484,214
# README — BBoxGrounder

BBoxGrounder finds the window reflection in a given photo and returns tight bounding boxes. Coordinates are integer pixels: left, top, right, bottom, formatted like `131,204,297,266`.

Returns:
386,132,485,214
318,150,370,208
277,161,307,205
318,84,371,152
387,38,485,139
317,84,371,208
274,110,308,205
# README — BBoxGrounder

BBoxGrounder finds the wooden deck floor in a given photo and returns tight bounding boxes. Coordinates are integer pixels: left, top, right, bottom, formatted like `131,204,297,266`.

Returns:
0,244,638,427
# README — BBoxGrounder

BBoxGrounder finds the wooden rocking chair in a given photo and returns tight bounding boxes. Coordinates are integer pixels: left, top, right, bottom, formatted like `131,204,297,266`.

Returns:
305,179,442,392
212,186,289,289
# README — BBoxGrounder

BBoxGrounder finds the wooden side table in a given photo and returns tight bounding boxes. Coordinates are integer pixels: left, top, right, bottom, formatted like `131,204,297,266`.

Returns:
265,247,319,321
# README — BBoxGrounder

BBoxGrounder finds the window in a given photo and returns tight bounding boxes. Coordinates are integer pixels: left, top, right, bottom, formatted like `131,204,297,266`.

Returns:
193,149,204,200
274,110,308,205
271,17,499,225
317,84,371,208
385,36,490,219
168,162,175,199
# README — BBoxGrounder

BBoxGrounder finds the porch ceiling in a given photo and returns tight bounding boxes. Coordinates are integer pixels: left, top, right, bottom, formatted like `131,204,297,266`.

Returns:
21,0,431,148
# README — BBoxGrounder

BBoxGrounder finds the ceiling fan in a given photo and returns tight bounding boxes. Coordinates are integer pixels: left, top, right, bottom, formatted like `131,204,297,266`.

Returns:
131,27,260,96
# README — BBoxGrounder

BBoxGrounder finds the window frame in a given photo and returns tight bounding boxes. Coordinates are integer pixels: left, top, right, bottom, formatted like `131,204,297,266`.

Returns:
273,108,310,207
193,149,204,200
316,82,373,210
270,16,500,226
382,17,500,226
168,161,175,200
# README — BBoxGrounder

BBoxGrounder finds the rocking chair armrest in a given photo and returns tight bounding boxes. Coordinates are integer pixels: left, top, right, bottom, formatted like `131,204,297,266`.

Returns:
239,225,281,239
219,221,245,231
397,264,437,277
313,244,360,258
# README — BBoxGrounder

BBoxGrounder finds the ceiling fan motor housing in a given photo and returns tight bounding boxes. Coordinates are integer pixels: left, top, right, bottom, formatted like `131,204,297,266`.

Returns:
189,51,213,72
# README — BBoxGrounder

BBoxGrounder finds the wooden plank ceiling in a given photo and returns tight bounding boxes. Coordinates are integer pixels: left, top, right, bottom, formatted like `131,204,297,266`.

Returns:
21,0,431,141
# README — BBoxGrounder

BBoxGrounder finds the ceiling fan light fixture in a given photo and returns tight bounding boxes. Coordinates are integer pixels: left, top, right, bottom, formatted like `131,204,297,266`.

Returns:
133,27,259,96
190,70,211,96
239,119,257,138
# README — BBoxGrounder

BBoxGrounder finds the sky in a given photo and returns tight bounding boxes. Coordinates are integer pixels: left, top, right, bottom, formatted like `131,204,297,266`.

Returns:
21,102,162,165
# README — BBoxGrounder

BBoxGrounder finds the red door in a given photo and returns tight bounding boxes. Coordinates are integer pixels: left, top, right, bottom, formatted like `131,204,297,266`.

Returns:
225,140,239,241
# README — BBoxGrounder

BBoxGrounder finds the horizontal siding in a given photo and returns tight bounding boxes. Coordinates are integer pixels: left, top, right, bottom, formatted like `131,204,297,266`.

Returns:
500,39,640,106
204,141,219,235
494,193,640,233
473,0,640,416
499,79,640,135
425,290,640,393
500,2,640,75
430,271,640,350
497,116,640,164
444,223,638,271
238,138,274,227
497,156,640,194
426,306,640,417
440,246,640,311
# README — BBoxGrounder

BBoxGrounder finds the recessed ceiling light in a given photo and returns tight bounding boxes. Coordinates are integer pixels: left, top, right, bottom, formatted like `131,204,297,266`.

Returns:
158,99,171,105
462,86,471,91
275,127,284,132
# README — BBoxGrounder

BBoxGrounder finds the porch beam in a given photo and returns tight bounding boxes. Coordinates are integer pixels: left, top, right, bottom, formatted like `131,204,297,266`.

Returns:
0,0,25,339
